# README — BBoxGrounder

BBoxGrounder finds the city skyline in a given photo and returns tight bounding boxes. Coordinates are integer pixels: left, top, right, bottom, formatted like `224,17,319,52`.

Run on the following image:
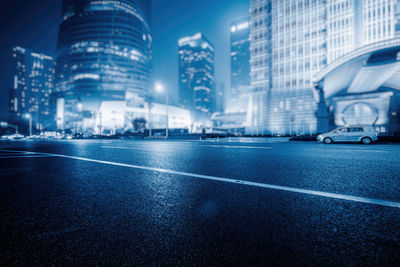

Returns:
0,0,249,120
1,0,400,136
1,2,400,265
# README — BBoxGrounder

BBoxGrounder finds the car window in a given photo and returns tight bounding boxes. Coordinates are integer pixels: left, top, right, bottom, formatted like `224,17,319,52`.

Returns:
349,128,363,132
337,128,348,133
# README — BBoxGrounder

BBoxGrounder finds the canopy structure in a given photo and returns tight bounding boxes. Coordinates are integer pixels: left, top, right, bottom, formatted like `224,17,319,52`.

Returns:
313,39,400,134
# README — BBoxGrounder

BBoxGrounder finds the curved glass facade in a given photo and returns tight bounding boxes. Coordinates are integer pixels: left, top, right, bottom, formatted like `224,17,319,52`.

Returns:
55,0,152,101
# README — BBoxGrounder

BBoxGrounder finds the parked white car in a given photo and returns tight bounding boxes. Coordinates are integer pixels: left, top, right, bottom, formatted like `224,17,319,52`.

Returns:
1,134,25,140
317,126,378,144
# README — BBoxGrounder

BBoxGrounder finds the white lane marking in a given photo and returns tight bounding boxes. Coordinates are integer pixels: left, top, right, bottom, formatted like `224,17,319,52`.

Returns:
4,149,396,209
201,145,272,149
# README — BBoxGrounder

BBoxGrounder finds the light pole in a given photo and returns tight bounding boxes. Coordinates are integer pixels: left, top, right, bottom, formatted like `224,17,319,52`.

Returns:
155,82,169,138
146,95,153,138
24,114,32,136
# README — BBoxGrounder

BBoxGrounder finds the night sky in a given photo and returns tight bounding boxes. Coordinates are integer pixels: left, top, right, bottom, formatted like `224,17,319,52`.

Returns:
0,0,249,120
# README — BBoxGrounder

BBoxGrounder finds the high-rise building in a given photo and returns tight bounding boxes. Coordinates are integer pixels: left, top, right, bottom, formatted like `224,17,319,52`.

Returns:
55,0,152,130
363,0,398,45
248,0,400,136
229,17,251,112
327,0,399,63
216,83,226,113
178,33,216,115
247,1,272,133
8,46,55,130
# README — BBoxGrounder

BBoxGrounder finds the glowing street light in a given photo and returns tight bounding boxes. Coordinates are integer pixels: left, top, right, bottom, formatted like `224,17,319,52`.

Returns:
155,82,169,138
24,114,32,136
155,82,164,93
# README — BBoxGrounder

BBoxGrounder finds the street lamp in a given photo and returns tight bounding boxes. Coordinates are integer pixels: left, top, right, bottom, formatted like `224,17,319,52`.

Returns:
24,114,32,136
146,95,153,138
155,82,169,138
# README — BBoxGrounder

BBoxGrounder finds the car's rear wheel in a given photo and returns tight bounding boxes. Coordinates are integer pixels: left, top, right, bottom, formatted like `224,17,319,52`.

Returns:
323,137,333,144
361,137,372,145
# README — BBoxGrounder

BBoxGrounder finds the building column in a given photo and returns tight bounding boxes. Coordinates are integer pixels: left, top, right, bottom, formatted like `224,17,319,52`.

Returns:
315,82,330,134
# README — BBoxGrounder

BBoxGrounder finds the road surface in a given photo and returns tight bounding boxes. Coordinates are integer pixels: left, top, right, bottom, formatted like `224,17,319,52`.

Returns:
0,139,399,265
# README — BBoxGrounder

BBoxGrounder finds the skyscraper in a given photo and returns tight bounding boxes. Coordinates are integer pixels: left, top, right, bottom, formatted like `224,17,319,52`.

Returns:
8,46,55,130
55,0,152,130
327,0,399,63
248,0,400,136
178,33,216,115
229,17,251,112
247,0,272,133
216,83,226,113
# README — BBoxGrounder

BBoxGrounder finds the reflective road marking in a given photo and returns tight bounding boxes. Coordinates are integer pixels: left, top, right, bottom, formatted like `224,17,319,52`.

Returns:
3,149,396,209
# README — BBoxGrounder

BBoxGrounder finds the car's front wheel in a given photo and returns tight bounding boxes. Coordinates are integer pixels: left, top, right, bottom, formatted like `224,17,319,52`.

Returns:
323,137,333,144
361,137,372,145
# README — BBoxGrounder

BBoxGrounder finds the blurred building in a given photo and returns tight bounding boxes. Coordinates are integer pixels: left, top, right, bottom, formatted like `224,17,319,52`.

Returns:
216,83,226,113
96,101,192,135
248,0,400,136
229,17,251,113
211,112,247,135
8,46,55,130
55,0,152,131
178,33,216,115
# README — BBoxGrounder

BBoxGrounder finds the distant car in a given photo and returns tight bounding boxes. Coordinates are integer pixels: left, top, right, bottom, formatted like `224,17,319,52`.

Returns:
1,134,25,140
317,126,378,144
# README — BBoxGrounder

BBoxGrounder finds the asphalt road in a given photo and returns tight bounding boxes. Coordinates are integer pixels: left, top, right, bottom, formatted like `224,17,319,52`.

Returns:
0,138,400,266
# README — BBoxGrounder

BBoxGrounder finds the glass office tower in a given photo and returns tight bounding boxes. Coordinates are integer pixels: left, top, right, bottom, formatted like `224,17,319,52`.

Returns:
9,47,55,130
247,0,272,134
248,0,400,136
55,0,152,129
229,17,251,112
178,33,216,115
